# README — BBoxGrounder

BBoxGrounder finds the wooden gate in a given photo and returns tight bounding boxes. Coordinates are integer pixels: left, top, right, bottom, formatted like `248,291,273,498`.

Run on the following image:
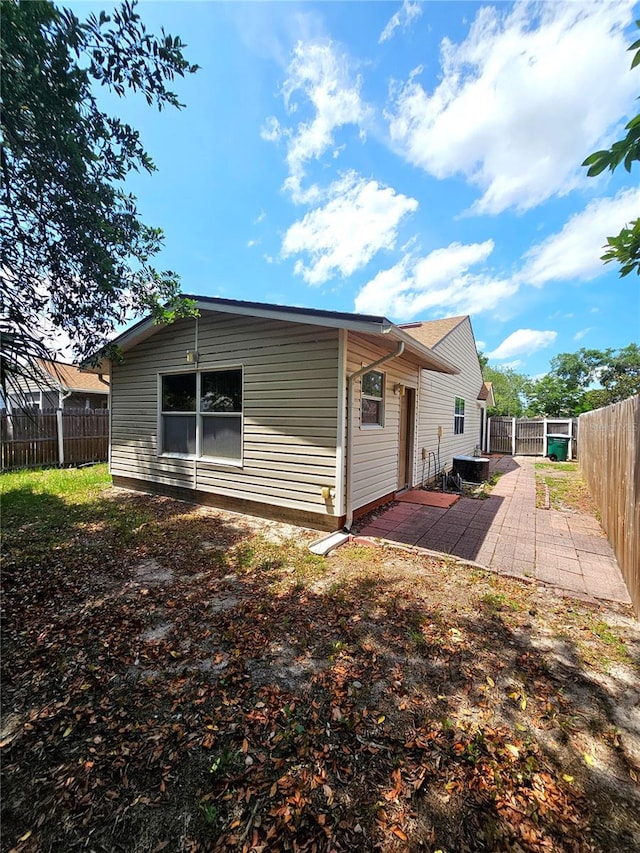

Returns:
488,417,578,458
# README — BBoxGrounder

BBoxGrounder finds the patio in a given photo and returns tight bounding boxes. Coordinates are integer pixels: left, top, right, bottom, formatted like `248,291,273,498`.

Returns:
353,455,631,605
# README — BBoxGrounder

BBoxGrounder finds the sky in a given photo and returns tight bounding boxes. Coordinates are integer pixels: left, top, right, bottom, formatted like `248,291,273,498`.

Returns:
73,0,639,377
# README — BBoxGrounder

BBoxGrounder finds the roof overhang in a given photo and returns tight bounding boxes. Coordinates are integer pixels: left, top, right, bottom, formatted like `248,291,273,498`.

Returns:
83,296,459,376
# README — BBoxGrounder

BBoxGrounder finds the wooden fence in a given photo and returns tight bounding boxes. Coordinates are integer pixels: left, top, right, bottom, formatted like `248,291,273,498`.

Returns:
1,409,109,471
488,417,578,458
579,397,639,616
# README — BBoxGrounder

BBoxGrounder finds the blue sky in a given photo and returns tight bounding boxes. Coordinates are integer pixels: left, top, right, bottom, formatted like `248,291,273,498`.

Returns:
77,0,639,376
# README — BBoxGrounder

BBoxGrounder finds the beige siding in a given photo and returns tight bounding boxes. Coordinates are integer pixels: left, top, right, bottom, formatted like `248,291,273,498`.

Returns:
416,318,484,482
110,312,340,516
347,333,420,510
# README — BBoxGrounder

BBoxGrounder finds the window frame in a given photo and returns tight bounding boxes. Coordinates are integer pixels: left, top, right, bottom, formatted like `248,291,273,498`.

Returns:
454,396,465,435
158,366,244,466
361,369,385,429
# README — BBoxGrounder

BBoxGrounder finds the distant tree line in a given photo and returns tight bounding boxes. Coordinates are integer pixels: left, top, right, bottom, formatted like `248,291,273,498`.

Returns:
479,344,640,418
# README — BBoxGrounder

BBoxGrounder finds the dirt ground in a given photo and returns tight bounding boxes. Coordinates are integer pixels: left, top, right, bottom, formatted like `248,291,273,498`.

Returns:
2,470,639,852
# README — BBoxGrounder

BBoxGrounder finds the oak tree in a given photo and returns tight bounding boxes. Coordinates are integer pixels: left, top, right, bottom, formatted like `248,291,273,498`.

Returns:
0,0,198,393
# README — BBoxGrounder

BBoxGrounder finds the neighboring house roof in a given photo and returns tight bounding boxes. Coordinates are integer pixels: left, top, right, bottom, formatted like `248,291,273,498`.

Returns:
86,296,460,376
477,381,495,406
36,359,109,394
398,316,467,349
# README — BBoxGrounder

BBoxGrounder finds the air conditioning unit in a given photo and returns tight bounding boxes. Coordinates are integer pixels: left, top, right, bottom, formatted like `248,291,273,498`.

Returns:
452,455,490,483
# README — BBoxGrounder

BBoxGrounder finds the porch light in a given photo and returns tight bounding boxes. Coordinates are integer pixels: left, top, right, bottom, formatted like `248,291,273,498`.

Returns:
186,350,199,364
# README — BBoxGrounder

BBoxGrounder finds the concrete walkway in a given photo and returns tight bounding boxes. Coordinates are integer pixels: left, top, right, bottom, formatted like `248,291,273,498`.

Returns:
354,456,631,606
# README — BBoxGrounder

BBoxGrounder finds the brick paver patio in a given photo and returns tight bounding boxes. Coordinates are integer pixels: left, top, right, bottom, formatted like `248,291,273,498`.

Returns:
354,456,631,605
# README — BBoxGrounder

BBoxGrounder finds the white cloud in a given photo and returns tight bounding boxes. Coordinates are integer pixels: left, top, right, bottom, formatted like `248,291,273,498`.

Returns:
267,40,370,203
379,1,422,44
354,239,518,319
476,340,486,351
488,329,557,360
247,239,259,248
255,210,266,224
282,171,418,284
520,187,640,286
260,116,283,143
387,1,636,213
574,327,593,341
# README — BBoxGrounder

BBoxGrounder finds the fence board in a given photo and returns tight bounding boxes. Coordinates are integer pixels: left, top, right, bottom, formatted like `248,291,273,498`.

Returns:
515,420,543,455
579,397,639,616
489,417,513,453
1,409,109,471
489,417,578,458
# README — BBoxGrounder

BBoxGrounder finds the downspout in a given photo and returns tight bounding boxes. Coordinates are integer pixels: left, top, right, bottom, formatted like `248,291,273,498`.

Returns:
344,341,405,531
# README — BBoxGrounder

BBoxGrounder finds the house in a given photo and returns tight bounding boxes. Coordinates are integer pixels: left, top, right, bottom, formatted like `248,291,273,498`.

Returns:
400,316,495,483
88,296,489,531
4,358,109,413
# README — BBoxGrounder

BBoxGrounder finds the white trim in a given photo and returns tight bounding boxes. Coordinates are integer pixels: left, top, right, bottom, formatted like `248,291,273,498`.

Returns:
157,365,244,466
108,376,113,473
335,329,347,517
360,369,385,429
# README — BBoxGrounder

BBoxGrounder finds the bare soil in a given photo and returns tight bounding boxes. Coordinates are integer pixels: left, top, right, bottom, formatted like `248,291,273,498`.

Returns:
2,474,639,852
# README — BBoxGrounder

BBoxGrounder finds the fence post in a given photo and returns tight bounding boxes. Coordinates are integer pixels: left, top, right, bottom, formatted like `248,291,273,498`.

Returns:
543,418,548,458
511,417,516,456
568,418,573,461
486,416,491,453
56,409,64,466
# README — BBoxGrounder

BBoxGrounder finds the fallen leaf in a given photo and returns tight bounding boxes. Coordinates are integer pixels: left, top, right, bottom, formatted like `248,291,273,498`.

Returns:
486,676,495,688
391,826,408,841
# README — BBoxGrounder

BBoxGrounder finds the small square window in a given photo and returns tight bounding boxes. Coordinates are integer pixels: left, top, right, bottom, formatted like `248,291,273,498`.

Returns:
362,370,384,427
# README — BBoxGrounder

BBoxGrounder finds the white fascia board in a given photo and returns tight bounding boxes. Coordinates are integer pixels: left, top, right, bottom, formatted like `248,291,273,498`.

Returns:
93,303,389,366
192,300,389,335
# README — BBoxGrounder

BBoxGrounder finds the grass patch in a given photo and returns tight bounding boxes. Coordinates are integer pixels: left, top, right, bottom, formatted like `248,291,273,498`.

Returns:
480,591,522,613
533,463,599,515
0,464,158,552
534,462,577,473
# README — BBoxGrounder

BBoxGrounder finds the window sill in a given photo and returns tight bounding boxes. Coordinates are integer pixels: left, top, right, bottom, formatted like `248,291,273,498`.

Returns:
159,452,243,468
360,424,384,430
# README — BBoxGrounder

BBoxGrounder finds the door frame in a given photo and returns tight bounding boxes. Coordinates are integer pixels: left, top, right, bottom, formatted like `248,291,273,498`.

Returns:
398,387,416,491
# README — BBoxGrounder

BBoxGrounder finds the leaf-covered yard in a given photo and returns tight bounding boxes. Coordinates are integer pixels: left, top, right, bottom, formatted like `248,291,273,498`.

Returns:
2,466,639,852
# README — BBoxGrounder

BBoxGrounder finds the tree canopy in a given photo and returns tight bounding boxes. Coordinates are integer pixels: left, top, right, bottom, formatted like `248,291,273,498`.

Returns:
524,345,640,417
480,362,528,417
582,20,640,278
481,346,639,419
0,0,198,392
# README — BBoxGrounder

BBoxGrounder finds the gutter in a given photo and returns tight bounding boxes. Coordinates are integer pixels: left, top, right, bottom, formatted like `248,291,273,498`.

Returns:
344,341,405,531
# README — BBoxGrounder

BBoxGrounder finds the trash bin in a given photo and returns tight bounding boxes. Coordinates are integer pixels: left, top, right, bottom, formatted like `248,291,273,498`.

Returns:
546,435,570,462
